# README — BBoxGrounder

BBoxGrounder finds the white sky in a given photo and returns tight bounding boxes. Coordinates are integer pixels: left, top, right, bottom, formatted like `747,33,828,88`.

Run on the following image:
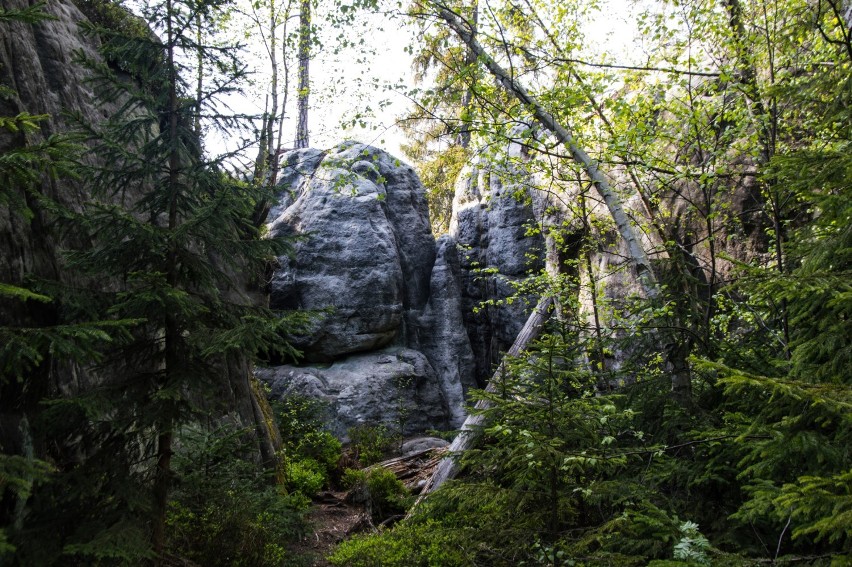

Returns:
213,0,641,165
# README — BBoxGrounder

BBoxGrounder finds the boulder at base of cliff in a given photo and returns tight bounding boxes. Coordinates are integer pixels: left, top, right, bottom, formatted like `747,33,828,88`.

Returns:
256,349,449,440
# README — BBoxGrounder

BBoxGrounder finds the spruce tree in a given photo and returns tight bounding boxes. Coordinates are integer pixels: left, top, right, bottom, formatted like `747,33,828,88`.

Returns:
0,3,148,560
11,0,300,561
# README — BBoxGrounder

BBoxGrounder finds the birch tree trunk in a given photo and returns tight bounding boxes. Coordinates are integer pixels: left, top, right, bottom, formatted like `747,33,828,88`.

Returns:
295,0,310,149
419,296,553,496
431,4,698,406
267,0,278,163
435,5,659,300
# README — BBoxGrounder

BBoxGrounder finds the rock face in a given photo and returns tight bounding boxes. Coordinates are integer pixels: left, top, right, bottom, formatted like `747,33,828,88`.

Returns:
418,235,476,426
446,146,545,385
262,143,476,433
1,0,127,459
256,349,448,439
259,140,552,435
268,144,435,360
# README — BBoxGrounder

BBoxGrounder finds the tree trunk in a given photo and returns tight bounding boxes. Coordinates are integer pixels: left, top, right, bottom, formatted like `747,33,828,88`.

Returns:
154,1,180,556
267,0,278,163
151,430,173,560
433,6,701,404
295,0,310,149
435,6,658,299
456,1,477,149
418,296,553,496
194,13,202,138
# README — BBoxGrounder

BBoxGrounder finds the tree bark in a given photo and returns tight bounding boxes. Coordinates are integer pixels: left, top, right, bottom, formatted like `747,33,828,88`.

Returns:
435,5,659,300
267,0,278,163
418,296,553,496
456,1,478,149
295,0,310,149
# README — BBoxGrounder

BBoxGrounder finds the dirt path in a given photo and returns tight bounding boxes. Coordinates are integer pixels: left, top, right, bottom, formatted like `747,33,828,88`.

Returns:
291,445,446,565
291,492,369,566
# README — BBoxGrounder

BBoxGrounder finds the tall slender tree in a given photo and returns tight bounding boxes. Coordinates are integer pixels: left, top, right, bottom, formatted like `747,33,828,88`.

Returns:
294,0,310,148
21,0,301,560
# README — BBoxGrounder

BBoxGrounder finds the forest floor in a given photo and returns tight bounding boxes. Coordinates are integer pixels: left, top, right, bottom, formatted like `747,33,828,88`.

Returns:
292,443,447,565
291,491,368,566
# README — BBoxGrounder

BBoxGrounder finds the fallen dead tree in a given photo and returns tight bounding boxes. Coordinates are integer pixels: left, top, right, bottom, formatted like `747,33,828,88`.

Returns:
369,447,448,493
414,296,554,503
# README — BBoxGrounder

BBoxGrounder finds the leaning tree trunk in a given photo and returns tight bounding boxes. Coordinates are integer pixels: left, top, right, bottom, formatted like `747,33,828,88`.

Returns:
418,296,553,497
435,5,658,299
434,5,699,405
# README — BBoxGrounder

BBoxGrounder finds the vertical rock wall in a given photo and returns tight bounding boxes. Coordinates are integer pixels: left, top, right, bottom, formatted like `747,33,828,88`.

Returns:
446,143,545,385
0,0,278,465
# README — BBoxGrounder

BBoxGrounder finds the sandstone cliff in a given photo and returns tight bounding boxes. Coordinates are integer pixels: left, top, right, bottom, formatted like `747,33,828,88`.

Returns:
258,143,478,436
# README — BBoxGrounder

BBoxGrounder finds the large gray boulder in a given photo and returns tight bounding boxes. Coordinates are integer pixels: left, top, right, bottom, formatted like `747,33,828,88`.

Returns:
256,349,449,440
268,143,435,360
263,142,477,434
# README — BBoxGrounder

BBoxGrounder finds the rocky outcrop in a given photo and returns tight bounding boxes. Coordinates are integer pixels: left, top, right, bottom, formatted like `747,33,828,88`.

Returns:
453,128,771,376
0,0,125,461
416,235,476,426
446,145,545,385
257,349,448,440
262,143,477,433
268,144,435,360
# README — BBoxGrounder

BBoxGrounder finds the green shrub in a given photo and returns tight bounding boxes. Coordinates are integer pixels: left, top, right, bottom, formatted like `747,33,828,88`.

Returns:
328,519,471,566
286,457,326,497
275,394,330,450
297,430,343,473
343,467,411,523
166,491,308,567
348,423,398,465
165,426,310,566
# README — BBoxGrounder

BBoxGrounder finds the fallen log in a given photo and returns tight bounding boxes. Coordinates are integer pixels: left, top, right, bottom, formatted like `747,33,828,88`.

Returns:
416,296,554,499
369,447,448,493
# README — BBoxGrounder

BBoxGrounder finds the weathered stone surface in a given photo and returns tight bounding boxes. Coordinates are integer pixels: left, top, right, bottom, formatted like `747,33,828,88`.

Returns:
448,150,545,385
265,143,479,434
268,142,435,360
0,0,278,463
256,349,449,440
1,0,124,460
401,436,449,456
417,235,476,427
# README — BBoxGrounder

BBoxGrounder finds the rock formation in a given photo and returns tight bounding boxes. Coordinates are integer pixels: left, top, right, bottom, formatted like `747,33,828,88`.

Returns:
260,143,477,436
259,139,556,436
1,0,127,459
446,144,545,385
259,117,768,436
268,144,435,360
256,349,448,439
